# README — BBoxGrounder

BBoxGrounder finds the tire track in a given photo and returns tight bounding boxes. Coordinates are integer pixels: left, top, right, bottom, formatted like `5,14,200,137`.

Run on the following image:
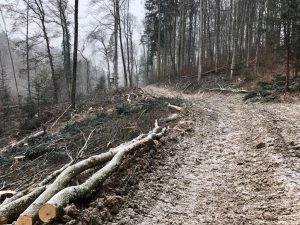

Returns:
106,87,300,225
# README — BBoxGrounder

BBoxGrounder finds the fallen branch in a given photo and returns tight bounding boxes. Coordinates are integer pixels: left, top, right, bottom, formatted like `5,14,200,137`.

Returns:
15,133,147,225
164,113,180,123
0,130,46,155
38,124,166,223
75,128,96,160
204,88,249,94
0,190,28,209
167,103,185,112
0,186,46,224
1,160,75,209
0,160,76,223
0,191,16,202
49,105,72,131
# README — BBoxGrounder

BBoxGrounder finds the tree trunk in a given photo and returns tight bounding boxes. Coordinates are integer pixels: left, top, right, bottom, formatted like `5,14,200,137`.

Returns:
125,1,131,86
285,20,291,91
197,0,202,82
230,1,237,79
157,1,161,81
0,11,20,105
26,1,31,101
0,187,46,225
15,146,126,225
71,0,79,108
58,0,72,98
113,0,119,89
215,0,220,73
38,126,166,223
117,3,128,88
100,38,111,90
129,27,134,87
14,125,163,225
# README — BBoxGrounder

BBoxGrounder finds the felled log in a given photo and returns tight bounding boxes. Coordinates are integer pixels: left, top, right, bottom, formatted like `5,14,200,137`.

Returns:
0,130,46,155
0,161,79,224
0,190,28,208
15,134,146,225
0,161,74,210
0,191,16,202
0,186,46,224
208,88,249,93
38,125,166,223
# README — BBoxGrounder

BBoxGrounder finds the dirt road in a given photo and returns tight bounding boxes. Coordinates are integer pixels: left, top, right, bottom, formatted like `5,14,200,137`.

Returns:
107,86,300,225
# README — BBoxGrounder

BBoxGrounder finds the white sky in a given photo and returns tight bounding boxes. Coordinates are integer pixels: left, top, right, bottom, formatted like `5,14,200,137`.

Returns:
1,0,146,67
77,0,145,59
77,0,145,35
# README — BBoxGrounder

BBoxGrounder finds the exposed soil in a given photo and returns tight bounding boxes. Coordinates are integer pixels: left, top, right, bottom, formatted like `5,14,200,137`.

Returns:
98,86,300,225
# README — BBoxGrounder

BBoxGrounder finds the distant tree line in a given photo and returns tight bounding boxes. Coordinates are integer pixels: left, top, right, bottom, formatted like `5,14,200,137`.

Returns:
0,0,141,112
143,0,300,90
0,0,299,114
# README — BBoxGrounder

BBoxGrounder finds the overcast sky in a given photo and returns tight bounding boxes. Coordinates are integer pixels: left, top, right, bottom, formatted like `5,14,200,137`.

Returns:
1,0,146,66
78,0,145,19
77,0,145,58
78,0,145,34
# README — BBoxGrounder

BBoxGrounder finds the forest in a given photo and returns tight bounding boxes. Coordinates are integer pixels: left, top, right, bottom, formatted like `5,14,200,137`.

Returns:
0,0,298,107
0,0,300,225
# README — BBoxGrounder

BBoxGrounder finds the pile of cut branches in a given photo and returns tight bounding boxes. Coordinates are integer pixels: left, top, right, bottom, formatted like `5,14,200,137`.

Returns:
0,123,166,225
0,89,182,194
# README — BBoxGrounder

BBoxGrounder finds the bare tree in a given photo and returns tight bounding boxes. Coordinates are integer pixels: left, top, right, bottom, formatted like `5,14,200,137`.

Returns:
25,0,59,103
0,9,20,104
113,0,119,89
26,0,32,101
71,0,79,107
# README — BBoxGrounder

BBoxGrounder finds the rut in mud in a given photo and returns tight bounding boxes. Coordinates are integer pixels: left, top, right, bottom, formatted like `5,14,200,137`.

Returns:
104,87,300,225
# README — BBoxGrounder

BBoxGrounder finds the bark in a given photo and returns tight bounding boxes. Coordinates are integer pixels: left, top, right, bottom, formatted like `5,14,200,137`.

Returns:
25,0,59,103
157,1,161,81
99,37,111,89
15,133,147,225
71,0,79,107
0,130,46,155
215,0,220,72
0,160,74,211
58,0,72,97
113,0,119,89
129,26,134,87
125,1,131,85
26,1,31,100
118,11,128,87
78,51,90,94
38,125,166,223
284,7,291,91
0,186,46,225
230,1,237,79
0,11,20,105
197,0,203,82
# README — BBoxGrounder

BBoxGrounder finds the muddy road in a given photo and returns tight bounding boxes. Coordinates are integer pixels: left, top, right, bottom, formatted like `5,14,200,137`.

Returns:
106,86,300,225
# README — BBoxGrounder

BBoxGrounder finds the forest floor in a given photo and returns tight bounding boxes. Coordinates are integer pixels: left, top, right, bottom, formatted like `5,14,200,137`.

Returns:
100,86,300,225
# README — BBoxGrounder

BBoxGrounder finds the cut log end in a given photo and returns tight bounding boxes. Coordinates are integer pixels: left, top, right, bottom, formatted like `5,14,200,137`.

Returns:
16,215,33,225
38,203,57,223
0,215,7,225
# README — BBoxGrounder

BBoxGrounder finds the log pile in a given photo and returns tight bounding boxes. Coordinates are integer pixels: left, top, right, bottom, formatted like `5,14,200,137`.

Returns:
0,123,166,225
